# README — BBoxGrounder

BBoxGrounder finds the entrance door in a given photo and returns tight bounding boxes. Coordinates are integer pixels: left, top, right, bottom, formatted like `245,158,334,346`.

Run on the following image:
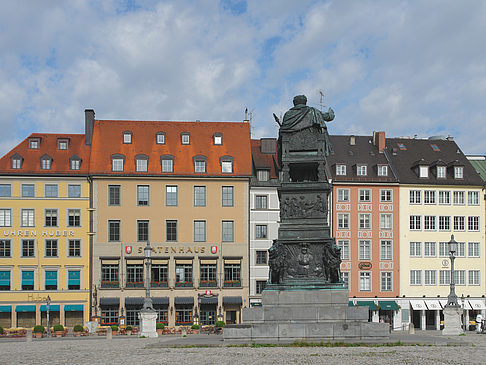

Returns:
425,310,436,330
412,309,421,330
226,310,236,324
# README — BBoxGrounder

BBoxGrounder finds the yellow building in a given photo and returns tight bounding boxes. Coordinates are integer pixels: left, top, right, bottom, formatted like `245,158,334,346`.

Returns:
0,134,91,329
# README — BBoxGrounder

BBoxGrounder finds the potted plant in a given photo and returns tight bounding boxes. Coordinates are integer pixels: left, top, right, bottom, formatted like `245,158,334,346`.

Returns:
215,321,225,334
33,325,45,339
110,324,118,335
0,326,3,336
53,324,64,337
190,324,200,334
156,323,164,335
73,325,84,336
126,325,133,335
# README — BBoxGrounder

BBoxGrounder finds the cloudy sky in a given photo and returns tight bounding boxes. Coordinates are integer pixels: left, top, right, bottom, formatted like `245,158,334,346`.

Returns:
1,0,485,155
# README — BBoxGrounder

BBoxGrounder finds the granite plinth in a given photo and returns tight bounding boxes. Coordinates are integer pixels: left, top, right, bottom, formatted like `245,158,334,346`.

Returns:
442,306,464,336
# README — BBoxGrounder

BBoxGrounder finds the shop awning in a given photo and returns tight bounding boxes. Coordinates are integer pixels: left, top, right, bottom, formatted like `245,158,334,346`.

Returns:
125,297,144,306
439,299,448,309
15,305,36,312
0,305,11,312
469,300,486,310
174,297,194,305
223,296,242,305
424,300,441,310
68,271,80,286
40,305,60,312
463,300,473,310
152,297,169,306
356,301,378,310
99,297,120,306
0,271,10,286
348,301,355,307
45,271,57,286
378,301,399,311
410,300,427,310
64,305,84,312
200,297,218,305
22,271,34,286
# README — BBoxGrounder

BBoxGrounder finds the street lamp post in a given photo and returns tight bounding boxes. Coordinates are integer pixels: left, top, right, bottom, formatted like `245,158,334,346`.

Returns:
138,241,158,338
446,236,458,307
46,295,51,337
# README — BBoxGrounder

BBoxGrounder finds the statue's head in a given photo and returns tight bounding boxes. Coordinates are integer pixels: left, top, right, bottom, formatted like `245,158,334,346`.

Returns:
293,95,307,106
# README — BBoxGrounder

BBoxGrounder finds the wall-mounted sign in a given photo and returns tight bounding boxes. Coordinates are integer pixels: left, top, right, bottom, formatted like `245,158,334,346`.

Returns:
127,245,218,255
358,262,372,270
125,246,132,254
2,230,75,238
442,259,449,267
211,246,218,254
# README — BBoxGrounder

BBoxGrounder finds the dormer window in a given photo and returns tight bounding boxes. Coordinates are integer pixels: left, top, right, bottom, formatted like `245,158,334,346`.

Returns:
336,164,346,176
111,154,125,172
29,138,40,149
220,156,233,173
161,155,174,173
10,154,23,169
156,132,166,144
213,133,222,145
181,133,190,145
123,131,132,144
69,155,82,170
357,164,367,176
57,139,69,150
377,165,388,176
454,166,464,179
419,165,429,178
40,154,52,170
193,155,207,173
135,154,148,172
437,166,446,178
257,169,269,181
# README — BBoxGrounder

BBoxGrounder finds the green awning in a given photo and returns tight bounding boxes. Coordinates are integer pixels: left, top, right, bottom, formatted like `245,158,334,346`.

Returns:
356,301,378,311
0,305,12,312
64,304,83,312
15,305,36,312
378,301,399,311
348,301,355,307
40,305,60,312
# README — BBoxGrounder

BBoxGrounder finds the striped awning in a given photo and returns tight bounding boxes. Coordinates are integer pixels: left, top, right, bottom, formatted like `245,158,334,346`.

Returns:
200,297,218,305
99,297,120,306
174,297,194,305
152,297,169,306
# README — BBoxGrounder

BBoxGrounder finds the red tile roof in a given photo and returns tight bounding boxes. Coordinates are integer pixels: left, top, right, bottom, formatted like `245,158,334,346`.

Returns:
251,139,278,179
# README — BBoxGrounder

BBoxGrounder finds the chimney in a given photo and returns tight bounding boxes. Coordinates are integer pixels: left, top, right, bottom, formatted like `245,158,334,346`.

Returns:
85,109,95,146
349,136,356,145
373,131,386,152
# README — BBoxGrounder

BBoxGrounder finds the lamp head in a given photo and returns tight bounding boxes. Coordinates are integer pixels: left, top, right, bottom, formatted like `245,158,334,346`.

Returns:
448,234,458,255
144,241,152,258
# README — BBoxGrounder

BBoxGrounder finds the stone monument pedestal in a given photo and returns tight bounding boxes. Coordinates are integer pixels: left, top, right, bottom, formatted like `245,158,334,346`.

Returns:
442,306,464,336
138,309,158,338
224,289,389,341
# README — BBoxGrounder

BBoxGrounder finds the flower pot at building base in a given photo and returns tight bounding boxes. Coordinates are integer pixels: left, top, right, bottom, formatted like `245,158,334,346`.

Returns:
35,333,42,339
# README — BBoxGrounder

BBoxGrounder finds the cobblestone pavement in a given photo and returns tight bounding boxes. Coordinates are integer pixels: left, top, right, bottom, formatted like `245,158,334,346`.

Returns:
1,332,485,365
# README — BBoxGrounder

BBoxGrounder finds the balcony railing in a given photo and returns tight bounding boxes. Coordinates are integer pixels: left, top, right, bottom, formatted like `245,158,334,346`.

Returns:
223,280,241,288
175,281,193,288
126,281,144,288
150,281,169,288
100,281,119,289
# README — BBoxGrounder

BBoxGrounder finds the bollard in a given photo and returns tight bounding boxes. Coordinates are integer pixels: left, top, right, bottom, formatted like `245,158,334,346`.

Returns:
106,327,113,340
409,323,415,334
181,327,187,336
26,329,32,342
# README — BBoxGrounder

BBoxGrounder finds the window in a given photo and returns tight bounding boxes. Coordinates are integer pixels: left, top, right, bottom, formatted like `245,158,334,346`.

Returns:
359,214,371,229
194,186,206,207
337,189,349,202
419,166,429,178
70,158,81,170
137,185,149,206
40,156,52,170
424,190,435,204
222,220,234,242
108,185,120,206
468,216,480,231
165,185,178,206
424,216,436,230
221,159,233,174
224,263,241,287
175,263,193,286
101,307,119,325
45,209,58,227
21,270,34,290
29,138,40,149
380,214,392,230
68,239,81,257
424,242,436,257
161,157,174,172
123,132,132,144
468,191,480,205
68,270,81,290
438,191,450,204
194,220,206,242
468,242,480,257
126,263,144,287
425,270,436,285
377,165,388,176
342,272,350,289
257,170,269,181
256,250,267,265
469,270,480,285
336,164,346,175
410,215,421,230
151,264,168,287
137,220,149,241
358,240,371,260
58,139,68,150
380,189,392,202
410,270,421,285
135,158,148,172
68,184,81,198
437,166,446,178
410,190,421,204
21,209,35,227
68,209,81,227
45,239,58,257
45,184,58,197
213,133,222,145
456,242,466,257
222,186,234,207
166,220,177,241
156,132,165,144
45,270,57,290
101,263,119,288
453,216,465,231
439,216,450,231
337,213,350,229
439,242,449,257
381,272,392,291
256,280,266,294
439,270,451,285
0,240,11,257
0,209,11,227
108,220,121,241
359,272,371,291
22,239,35,257
11,156,22,169
175,306,192,325
112,158,124,172
454,166,463,179
454,270,466,285
338,240,350,260
410,242,421,257
0,184,11,197
453,191,465,205
357,165,367,176
359,189,371,202
181,133,190,144
199,263,216,287
255,224,267,239
255,195,268,209
380,240,392,260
